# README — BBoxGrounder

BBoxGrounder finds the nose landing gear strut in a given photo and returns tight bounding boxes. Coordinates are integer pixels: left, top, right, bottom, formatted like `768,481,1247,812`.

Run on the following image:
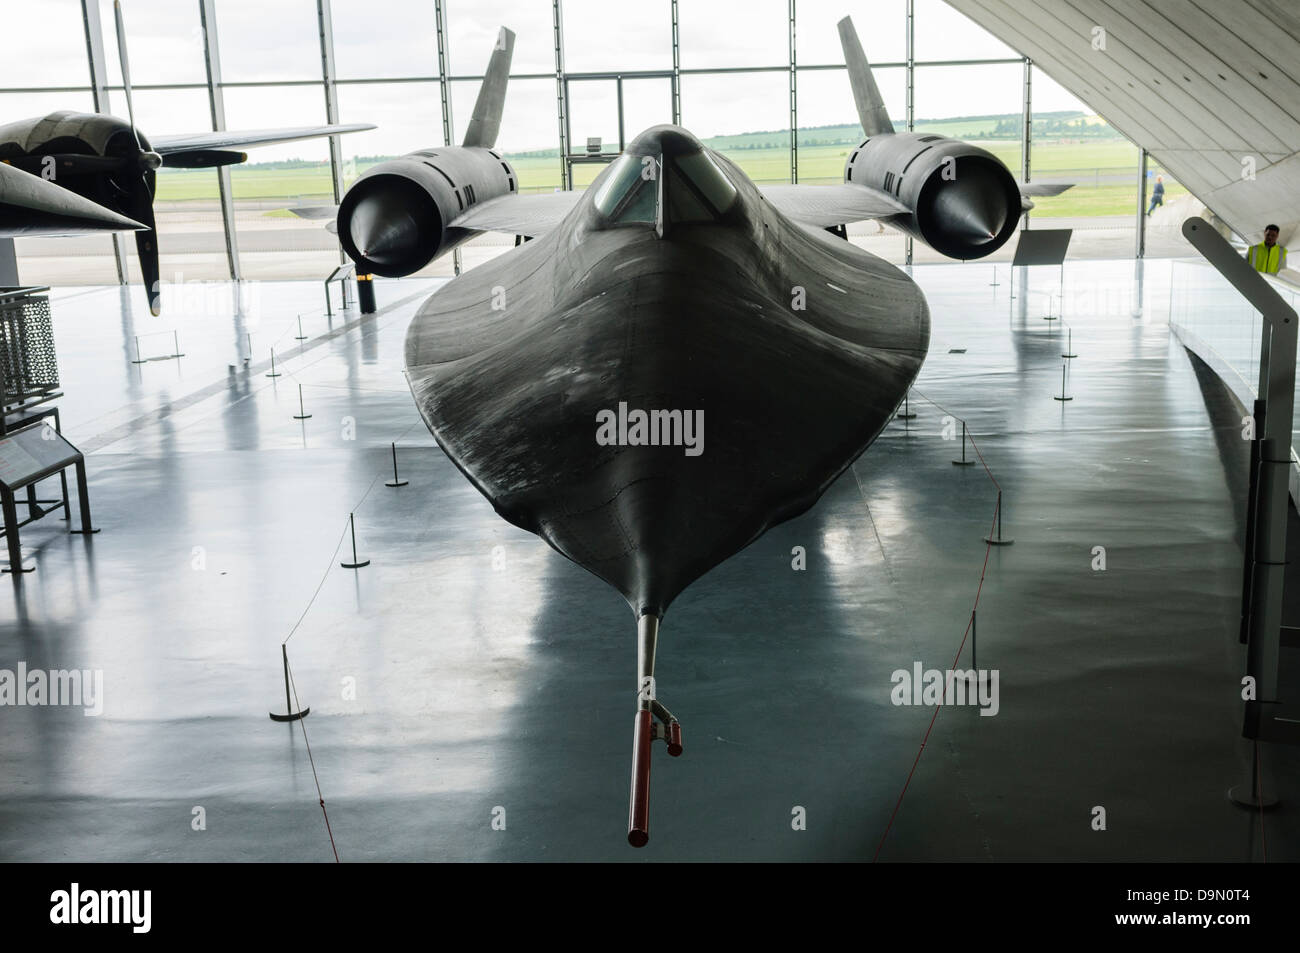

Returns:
628,612,683,847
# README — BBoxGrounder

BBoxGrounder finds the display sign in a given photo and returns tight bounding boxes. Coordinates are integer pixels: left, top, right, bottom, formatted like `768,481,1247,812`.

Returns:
0,421,80,489
1011,228,1073,267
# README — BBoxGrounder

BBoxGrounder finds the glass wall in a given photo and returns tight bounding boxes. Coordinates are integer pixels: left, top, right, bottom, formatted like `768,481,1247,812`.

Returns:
0,0,1193,287
131,87,226,285
680,72,791,184
1169,259,1300,487
797,0,907,65
678,0,788,69
331,0,440,79
1024,68,1135,255
563,0,674,72
96,0,208,86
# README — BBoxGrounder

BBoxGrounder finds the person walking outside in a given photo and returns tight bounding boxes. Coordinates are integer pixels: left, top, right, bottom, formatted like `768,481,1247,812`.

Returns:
1146,174,1164,216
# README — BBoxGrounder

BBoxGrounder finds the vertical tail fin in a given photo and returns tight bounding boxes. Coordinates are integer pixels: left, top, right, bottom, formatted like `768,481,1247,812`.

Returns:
462,26,515,149
837,16,894,138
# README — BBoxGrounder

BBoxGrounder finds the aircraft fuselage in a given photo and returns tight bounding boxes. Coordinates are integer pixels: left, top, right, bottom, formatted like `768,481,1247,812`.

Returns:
404,125,930,617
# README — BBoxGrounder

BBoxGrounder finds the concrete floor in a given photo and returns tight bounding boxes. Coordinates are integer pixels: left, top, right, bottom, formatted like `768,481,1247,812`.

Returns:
0,258,1295,862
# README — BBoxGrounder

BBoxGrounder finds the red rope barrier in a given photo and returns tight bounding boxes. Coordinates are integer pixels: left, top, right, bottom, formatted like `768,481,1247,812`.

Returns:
873,388,1001,862
286,656,340,863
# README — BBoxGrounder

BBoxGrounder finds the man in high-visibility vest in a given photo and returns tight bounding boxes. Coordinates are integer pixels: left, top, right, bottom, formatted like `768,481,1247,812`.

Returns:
1246,224,1287,274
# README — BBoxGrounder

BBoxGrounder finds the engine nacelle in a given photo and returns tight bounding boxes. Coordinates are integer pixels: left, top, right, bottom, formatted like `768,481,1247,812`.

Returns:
337,146,517,277
844,133,1022,260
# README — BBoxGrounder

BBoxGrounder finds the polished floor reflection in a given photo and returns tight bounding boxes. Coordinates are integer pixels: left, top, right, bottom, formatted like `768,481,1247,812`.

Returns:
0,259,1294,861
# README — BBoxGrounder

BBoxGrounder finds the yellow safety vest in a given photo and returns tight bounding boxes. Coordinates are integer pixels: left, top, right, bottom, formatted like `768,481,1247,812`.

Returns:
1248,243,1287,274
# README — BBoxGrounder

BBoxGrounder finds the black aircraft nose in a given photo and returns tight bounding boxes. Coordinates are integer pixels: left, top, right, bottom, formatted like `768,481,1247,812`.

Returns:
625,124,706,159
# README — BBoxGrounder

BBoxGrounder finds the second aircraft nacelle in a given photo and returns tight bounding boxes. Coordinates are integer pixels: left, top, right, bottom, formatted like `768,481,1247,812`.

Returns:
337,146,518,277
844,133,1022,260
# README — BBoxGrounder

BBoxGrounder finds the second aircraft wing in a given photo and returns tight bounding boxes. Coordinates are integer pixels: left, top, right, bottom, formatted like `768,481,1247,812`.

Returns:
758,183,908,227
152,123,376,166
450,190,585,238
451,182,911,238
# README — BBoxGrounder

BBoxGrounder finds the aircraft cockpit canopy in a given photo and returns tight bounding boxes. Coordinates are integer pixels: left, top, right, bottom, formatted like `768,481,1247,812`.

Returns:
592,140,738,232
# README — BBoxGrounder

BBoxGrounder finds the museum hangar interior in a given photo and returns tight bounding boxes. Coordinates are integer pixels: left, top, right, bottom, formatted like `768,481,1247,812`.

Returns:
0,0,1297,862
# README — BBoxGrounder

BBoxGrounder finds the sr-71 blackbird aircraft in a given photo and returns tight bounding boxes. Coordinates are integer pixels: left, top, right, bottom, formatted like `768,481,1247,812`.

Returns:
335,18,1070,847
0,1,372,313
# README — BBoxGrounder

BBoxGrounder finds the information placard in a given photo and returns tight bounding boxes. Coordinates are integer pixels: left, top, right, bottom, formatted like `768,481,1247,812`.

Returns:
0,421,80,489
1011,228,1073,267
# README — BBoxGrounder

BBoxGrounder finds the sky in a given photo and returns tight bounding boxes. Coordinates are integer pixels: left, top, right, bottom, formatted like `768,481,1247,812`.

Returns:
0,0,1096,161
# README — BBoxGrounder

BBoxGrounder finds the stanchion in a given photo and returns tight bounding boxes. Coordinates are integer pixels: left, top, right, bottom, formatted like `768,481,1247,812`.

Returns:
1043,292,1058,321
1228,740,1279,809
989,265,1000,287
295,314,308,341
896,391,917,420
357,273,377,314
340,512,370,569
385,442,408,487
1054,361,1073,402
983,490,1014,545
1061,327,1077,359
293,384,312,420
952,420,975,466
266,348,281,378
268,644,309,722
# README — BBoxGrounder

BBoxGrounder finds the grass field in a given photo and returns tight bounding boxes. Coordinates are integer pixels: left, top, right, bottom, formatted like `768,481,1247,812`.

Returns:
155,136,1186,219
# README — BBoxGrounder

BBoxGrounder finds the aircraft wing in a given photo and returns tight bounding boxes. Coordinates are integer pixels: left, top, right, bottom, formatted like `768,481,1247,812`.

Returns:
1018,182,1073,197
443,180,1069,235
450,190,585,237
151,123,375,156
453,183,909,236
758,183,908,227
0,161,145,238
1018,181,1073,211
288,205,338,220
759,181,1075,222
286,204,339,235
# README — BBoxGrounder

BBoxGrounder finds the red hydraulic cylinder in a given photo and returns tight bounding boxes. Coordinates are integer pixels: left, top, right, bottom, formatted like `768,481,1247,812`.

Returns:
667,721,683,757
627,709,654,847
